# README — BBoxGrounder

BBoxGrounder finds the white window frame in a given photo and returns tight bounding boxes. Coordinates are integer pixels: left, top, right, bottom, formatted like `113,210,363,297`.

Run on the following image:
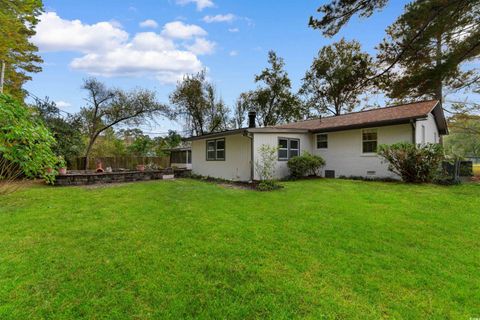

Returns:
278,138,300,161
206,138,225,161
362,129,378,154
316,134,328,149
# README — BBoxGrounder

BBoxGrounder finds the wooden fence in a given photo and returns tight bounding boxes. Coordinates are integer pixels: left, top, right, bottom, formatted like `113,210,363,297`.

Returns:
69,156,170,170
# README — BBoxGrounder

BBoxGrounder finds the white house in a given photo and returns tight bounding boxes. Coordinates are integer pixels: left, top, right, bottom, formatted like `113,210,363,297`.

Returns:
186,100,448,181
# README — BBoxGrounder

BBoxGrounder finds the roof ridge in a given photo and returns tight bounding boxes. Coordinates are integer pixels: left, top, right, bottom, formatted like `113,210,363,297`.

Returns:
324,99,438,119
276,99,438,126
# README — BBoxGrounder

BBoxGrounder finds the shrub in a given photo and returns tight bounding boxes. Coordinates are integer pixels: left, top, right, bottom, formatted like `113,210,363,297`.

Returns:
255,144,277,181
254,144,283,191
0,157,25,195
378,143,444,183
0,94,58,184
287,152,325,179
256,180,282,191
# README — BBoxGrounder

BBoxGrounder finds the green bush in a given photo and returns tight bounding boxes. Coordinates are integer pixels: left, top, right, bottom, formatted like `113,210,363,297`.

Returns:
0,94,58,184
256,180,282,191
287,152,325,179
378,143,444,183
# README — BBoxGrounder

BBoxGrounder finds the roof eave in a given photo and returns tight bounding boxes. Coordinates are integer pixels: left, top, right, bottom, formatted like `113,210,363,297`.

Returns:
248,127,309,133
430,102,449,135
310,116,427,133
184,128,248,141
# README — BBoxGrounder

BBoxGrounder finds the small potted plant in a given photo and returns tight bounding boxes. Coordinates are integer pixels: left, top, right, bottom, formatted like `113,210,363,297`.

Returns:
58,156,67,175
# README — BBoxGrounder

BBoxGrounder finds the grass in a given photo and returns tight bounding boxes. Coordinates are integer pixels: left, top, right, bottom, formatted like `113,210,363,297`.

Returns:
0,179,479,319
474,164,480,176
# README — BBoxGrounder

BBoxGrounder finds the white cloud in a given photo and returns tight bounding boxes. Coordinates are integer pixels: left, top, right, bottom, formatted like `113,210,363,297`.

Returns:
186,38,215,55
162,21,207,39
32,12,128,53
71,49,202,83
203,14,235,23
175,0,214,11
229,50,238,56
228,28,239,33
55,100,72,109
33,12,213,84
139,19,158,28
131,32,175,51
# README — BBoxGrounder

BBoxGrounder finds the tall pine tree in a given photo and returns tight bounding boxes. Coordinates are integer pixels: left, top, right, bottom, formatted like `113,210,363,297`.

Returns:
377,0,480,105
310,0,480,107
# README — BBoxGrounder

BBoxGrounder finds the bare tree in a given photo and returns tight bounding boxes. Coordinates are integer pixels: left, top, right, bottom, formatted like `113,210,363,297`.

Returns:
79,78,170,169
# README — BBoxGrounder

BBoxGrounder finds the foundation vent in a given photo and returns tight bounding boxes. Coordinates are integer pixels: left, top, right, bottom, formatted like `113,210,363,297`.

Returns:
324,170,335,178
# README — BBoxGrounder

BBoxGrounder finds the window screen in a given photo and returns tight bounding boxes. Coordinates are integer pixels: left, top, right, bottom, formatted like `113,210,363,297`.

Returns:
316,134,328,149
362,129,377,153
278,138,300,160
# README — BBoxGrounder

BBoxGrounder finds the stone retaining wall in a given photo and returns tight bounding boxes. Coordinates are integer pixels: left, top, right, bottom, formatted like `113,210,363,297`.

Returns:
54,169,190,186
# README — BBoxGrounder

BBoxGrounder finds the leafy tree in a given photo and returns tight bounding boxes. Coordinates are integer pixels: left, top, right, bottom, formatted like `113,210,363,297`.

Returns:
310,0,480,107
241,51,303,126
127,134,154,157
33,97,84,162
377,0,480,104
151,130,183,157
0,0,43,100
444,114,480,158
170,71,229,136
79,78,169,168
163,130,182,149
0,94,57,184
231,94,249,128
88,128,127,158
300,39,376,116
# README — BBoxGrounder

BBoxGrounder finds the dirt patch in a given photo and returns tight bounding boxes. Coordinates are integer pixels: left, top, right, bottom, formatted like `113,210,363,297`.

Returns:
217,182,256,190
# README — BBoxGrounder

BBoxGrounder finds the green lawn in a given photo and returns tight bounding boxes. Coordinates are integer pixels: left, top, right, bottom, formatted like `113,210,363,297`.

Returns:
0,179,479,319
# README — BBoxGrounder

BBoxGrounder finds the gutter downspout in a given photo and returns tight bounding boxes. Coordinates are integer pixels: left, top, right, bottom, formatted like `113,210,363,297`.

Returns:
410,119,416,144
244,130,254,182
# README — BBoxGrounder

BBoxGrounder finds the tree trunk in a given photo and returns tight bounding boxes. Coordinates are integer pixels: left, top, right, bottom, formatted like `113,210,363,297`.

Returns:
84,136,96,170
434,33,443,106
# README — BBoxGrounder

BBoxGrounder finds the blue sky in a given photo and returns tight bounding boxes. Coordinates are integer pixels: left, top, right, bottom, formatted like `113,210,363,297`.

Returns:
27,0,410,134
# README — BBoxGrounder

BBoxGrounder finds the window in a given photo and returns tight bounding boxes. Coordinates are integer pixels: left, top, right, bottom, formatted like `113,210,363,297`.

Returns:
362,129,377,153
171,150,187,163
316,134,328,149
206,138,225,161
434,132,437,143
421,125,426,144
278,138,300,160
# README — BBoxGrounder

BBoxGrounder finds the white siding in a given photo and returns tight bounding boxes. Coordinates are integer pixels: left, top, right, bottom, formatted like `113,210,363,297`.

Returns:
312,124,412,179
190,112,441,181
253,133,312,180
415,113,439,144
191,134,251,181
